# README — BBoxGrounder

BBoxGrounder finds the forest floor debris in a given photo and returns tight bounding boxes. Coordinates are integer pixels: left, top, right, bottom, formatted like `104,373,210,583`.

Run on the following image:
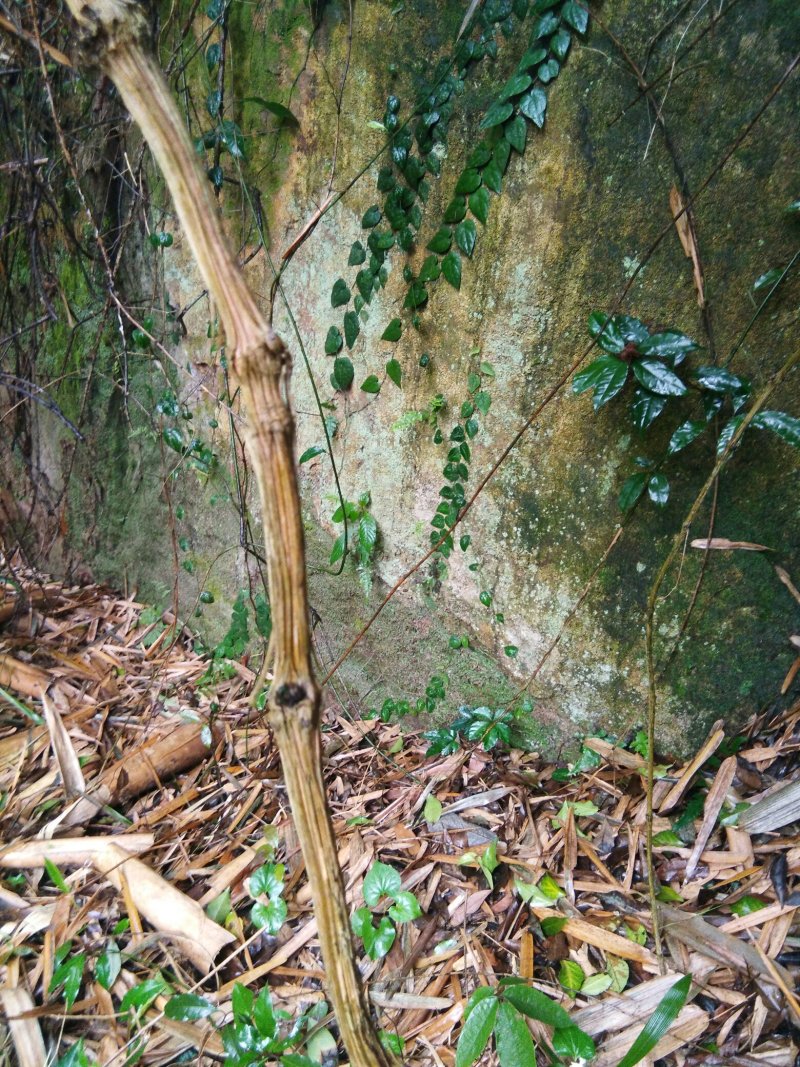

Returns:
0,557,798,1066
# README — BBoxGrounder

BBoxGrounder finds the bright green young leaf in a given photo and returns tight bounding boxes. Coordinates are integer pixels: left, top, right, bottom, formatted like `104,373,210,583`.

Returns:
332,356,354,391
386,359,402,387
541,916,568,936
501,982,571,1027
559,959,585,993
388,890,422,923
572,356,629,409
455,993,498,1067
494,1000,536,1067
361,375,381,394
120,977,169,1013
363,860,402,906
442,251,462,289
250,862,284,899
553,1024,597,1061
51,953,85,1010
616,974,691,1067
251,896,287,933
329,532,346,565
424,795,443,823
632,359,687,397
668,419,706,455
515,879,554,906
45,857,69,892
619,471,648,511
480,100,515,129
164,994,216,1021
54,1039,89,1067
95,941,121,990
730,895,766,917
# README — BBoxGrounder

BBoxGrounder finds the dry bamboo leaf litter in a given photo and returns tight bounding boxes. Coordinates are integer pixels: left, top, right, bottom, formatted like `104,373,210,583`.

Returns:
0,556,798,1065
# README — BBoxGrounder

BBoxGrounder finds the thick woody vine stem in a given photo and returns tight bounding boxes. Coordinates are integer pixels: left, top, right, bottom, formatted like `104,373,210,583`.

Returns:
60,2,393,1063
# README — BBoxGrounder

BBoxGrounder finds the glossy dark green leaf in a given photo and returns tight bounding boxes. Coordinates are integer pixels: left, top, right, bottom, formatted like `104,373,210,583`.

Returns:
587,311,626,353
561,0,590,33
368,227,395,251
332,356,354,391
632,359,687,397
51,953,85,1009
388,889,422,923
364,861,402,906
752,410,800,448
505,115,527,153
573,356,629,409
361,205,381,228
553,1025,596,1061
617,975,691,1067
550,27,572,60
205,43,221,71
343,311,360,349
667,419,706,455
469,186,490,224
444,198,467,224
519,88,547,127
538,58,560,83
149,231,173,248
455,219,477,258
348,241,366,266
404,281,428,308
120,978,168,1013
386,359,402,387
427,227,452,254
694,366,744,393
482,160,503,194
753,267,783,292
647,473,669,506
717,414,745,455
532,11,559,38
360,375,381,394
382,318,402,342
419,254,442,282
454,169,482,196
218,119,246,159
331,278,350,308
324,325,343,355
619,471,648,511
518,47,547,70
501,983,571,1027
95,941,121,990
242,96,299,127
251,896,287,933
442,251,462,290
495,1001,536,1067
299,445,325,464
164,994,216,1021
467,144,493,168
639,330,698,363
631,388,666,431
163,426,185,453
500,72,533,100
250,862,284,898
480,100,515,129
455,994,498,1067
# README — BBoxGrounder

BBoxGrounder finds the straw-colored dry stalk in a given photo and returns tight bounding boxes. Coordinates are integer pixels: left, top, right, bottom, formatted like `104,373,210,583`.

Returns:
58,1,393,1062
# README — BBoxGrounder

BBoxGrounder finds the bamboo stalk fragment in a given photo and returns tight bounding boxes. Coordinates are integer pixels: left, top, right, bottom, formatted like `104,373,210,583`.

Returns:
58,1,392,1060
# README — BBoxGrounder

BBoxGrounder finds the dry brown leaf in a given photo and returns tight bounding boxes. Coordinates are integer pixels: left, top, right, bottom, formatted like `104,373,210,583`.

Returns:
690,538,771,552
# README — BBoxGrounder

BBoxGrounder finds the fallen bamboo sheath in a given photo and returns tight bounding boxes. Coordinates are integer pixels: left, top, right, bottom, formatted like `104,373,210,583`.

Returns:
739,777,800,834
0,833,154,867
59,1,393,1061
0,653,51,698
0,985,48,1067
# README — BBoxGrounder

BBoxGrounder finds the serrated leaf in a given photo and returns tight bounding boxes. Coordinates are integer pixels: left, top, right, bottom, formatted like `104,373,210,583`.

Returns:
332,356,354,391
572,355,629,409
359,513,378,551
616,974,691,1067
519,88,547,127
619,471,648,511
455,218,477,257
331,278,350,308
360,375,381,394
363,861,402,906
442,250,462,289
481,100,515,129
495,1000,536,1067
386,359,402,387
632,359,687,397
455,994,498,1067
164,994,216,1021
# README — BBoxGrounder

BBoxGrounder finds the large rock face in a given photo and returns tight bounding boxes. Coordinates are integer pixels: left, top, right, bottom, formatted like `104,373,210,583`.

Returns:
4,0,799,754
